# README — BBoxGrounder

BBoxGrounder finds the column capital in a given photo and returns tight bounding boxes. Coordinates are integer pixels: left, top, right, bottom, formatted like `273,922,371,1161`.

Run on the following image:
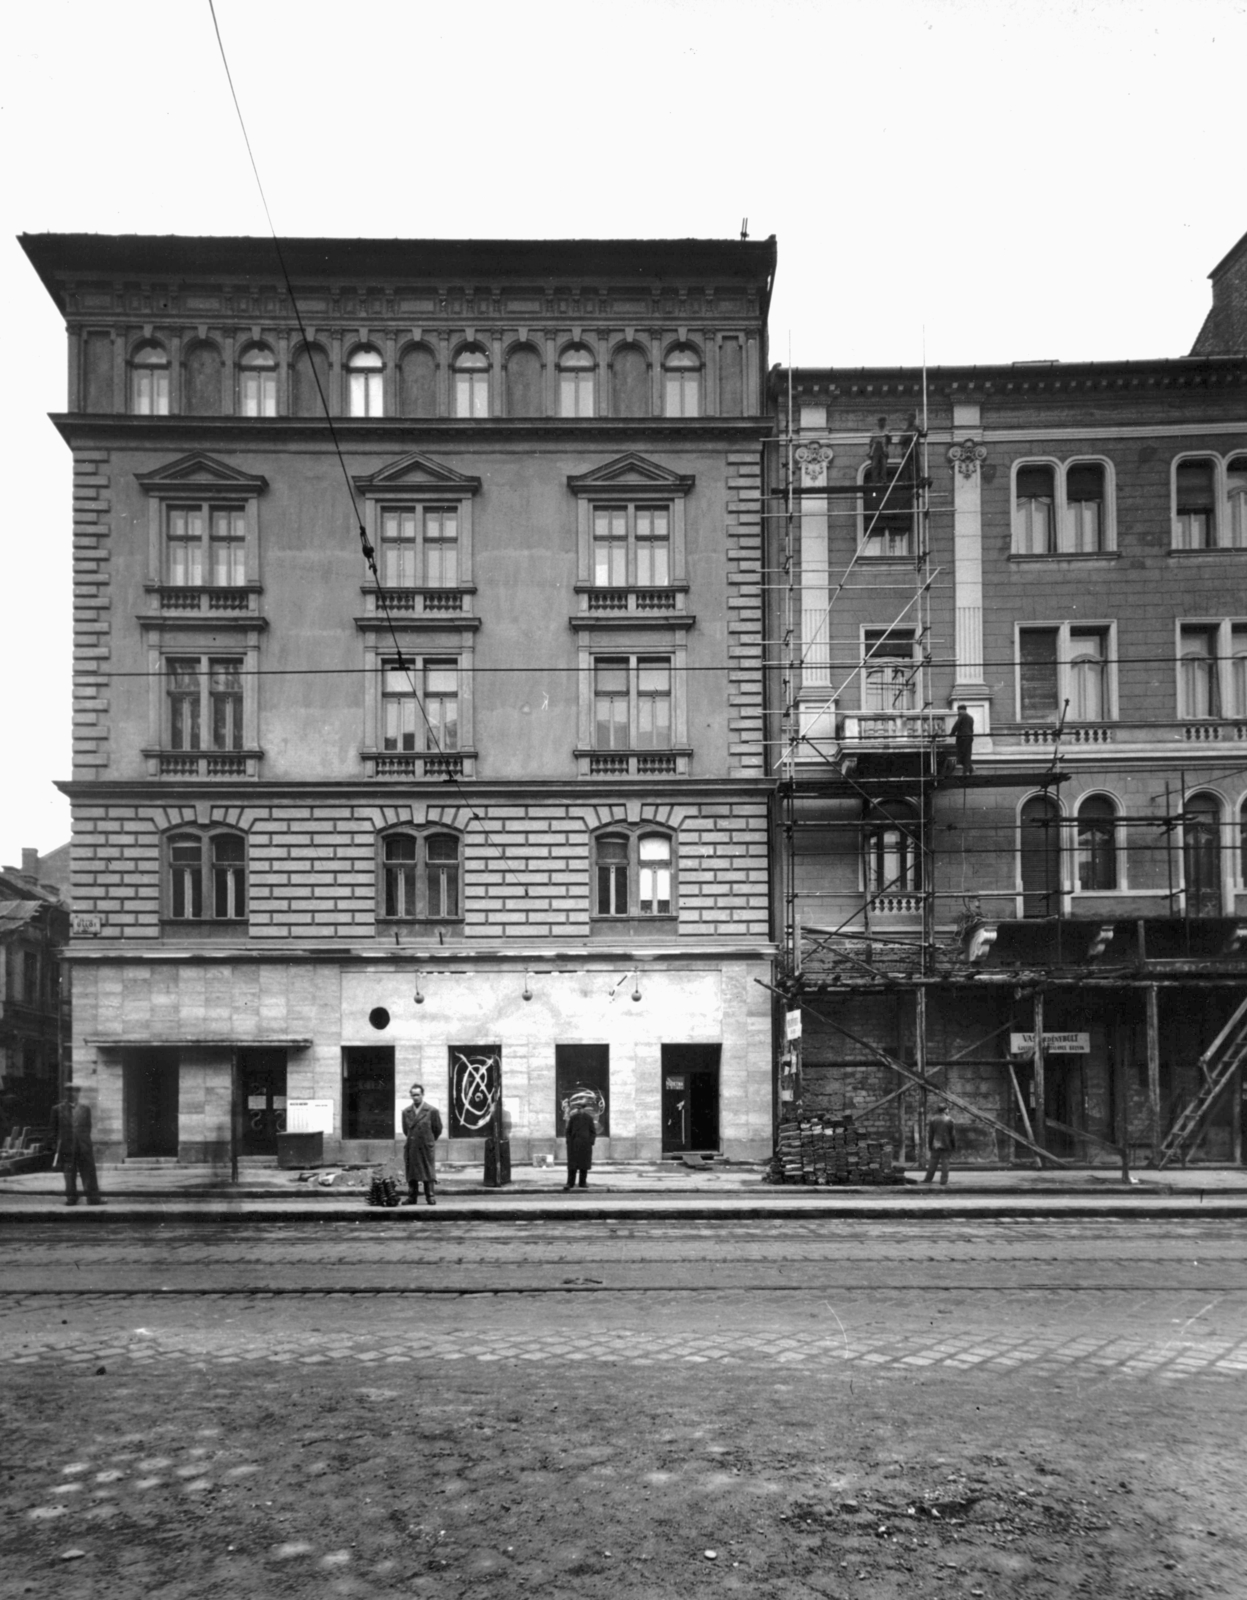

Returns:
947,438,987,477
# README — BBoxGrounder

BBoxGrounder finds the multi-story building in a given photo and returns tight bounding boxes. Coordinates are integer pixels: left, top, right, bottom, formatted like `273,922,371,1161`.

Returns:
0,849,69,1138
770,245,1247,1168
21,233,778,1166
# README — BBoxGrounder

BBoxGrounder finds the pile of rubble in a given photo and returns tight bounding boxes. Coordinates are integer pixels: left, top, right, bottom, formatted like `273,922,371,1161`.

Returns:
768,1115,903,1185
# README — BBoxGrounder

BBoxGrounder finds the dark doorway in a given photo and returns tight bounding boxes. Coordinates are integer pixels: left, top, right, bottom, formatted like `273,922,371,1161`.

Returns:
1044,1061,1084,1158
123,1049,179,1157
342,1047,395,1140
555,1044,609,1137
661,1044,721,1153
238,1048,287,1156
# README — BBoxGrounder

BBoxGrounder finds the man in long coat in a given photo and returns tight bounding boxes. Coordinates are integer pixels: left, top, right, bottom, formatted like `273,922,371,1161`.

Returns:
50,1082,105,1207
563,1096,598,1191
401,1083,442,1205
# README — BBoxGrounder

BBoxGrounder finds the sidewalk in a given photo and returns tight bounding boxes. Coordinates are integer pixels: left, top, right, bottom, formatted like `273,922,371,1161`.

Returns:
2,1157,1246,1221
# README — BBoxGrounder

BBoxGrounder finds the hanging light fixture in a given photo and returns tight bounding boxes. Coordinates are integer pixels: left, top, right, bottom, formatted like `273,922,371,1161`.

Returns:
414,971,425,1005
522,970,534,1002
631,971,642,1003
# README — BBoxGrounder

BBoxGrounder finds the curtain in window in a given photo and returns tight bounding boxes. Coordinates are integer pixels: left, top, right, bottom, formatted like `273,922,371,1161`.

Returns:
1015,464,1055,554
1069,634,1106,721
638,835,672,914
1179,630,1218,718
1175,460,1215,548
1076,796,1117,891
426,834,460,919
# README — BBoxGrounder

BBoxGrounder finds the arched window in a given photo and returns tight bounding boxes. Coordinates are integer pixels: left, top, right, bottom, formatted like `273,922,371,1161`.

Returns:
1229,455,1247,549
347,346,384,417
1014,464,1056,554
505,343,543,417
379,831,461,921
1183,792,1222,917
183,341,223,416
453,347,490,418
1020,794,1062,918
1174,458,1216,549
238,344,277,417
611,343,649,417
663,345,702,417
559,345,596,417
864,801,922,896
593,830,676,918
1076,795,1118,891
291,343,329,417
399,344,437,418
130,342,169,415
167,829,246,921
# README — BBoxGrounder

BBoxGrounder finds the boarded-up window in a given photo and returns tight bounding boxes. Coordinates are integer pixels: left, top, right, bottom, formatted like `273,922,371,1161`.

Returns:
611,344,649,417
184,343,222,416
291,344,329,418
83,332,114,413
1019,627,1059,720
719,338,744,415
505,344,543,417
399,345,437,418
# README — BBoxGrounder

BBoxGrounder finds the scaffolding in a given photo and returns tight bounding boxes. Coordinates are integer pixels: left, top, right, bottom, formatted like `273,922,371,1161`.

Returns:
765,379,1246,1170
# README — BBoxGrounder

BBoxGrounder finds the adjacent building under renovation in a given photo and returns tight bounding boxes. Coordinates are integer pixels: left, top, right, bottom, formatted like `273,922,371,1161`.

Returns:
768,249,1247,1168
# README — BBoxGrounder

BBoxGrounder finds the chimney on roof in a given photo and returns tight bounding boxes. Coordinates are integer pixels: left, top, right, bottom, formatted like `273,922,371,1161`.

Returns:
1190,229,1247,356
22,848,38,877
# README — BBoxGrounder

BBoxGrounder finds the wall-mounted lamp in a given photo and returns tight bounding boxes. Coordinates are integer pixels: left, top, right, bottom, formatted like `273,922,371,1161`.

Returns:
630,971,642,1003
522,970,534,1002
414,970,425,1005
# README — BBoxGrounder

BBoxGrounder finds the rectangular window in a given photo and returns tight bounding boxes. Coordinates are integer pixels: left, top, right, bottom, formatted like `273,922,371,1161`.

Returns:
170,835,203,919
380,509,418,587
209,659,243,751
861,470,914,557
426,834,460,918
168,659,201,749
167,509,204,586
423,508,459,587
166,504,246,586
636,658,672,749
383,833,418,918
1068,629,1107,722
424,661,459,751
1179,626,1220,718
594,658,630,749
209,509,246,585
212,833,246,918
379,507,459,588
638,834,672,914
863,630,916,712
596,835,629,915
1019,628,1060,720
342,1046,395,1140
382,661,419,751
591,504,673,587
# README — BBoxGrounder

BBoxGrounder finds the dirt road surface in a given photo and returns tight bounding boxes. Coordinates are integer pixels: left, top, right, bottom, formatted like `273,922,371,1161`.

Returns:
3,1218,1244,1599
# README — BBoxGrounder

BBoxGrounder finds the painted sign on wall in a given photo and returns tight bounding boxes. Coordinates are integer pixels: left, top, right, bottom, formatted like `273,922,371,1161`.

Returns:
449,1045,501,1138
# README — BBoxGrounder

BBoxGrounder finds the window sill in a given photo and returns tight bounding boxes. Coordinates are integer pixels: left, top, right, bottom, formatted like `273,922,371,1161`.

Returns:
1167,546,1247,556
1008,551,1119,563
159,919,249,939
589,916,678,939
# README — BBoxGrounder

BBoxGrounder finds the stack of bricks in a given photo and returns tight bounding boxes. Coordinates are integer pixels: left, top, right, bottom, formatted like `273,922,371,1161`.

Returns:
770,1115,903,1185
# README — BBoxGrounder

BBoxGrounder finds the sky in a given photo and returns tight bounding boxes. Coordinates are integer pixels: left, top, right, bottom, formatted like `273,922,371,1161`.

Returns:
1,0,1244,867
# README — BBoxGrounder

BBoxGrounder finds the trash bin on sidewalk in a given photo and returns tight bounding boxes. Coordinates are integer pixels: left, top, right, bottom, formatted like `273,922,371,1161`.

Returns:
276,1131,323,1169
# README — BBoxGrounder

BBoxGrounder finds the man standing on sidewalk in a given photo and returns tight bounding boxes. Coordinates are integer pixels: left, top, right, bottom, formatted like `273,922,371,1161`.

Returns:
923,1102,956,1186
564,1098,597,1191
401,1083,442,1205
50,1082,105,1207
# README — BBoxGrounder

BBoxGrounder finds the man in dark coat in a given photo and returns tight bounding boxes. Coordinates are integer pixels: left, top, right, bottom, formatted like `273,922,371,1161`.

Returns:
564,1098,597,1190
951,704,975,774
50,1082,105,1207
401,1083,442,1205
923,1102,957,1186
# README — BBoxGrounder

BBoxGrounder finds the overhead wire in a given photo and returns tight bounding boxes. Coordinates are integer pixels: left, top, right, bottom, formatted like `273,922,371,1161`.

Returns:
206,0,529,896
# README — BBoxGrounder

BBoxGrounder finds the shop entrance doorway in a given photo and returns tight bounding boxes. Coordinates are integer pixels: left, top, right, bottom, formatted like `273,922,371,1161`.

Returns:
123,1049,179,1157
238,1048,287,1155
661,1044,721,1153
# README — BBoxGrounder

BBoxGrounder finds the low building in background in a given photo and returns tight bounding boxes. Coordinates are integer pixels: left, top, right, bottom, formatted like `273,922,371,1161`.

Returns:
0,848,70,1141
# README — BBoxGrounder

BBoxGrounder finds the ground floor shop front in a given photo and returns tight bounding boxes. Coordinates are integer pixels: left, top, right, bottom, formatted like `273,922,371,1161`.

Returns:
793,980,1247,1167
66,949,776,1165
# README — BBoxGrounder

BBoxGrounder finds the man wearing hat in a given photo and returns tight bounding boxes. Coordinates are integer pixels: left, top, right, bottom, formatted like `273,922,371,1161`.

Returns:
49,1081,105,1207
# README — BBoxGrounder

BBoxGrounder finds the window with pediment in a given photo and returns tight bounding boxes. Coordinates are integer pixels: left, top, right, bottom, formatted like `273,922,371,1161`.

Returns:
353,453,480,617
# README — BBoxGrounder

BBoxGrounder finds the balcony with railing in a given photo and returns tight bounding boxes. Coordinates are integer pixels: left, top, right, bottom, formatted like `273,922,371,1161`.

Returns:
574,582,691,621
145,749,263,779
359,586,475,617
143,584,263,616
362,749,473,780
576,748,689,778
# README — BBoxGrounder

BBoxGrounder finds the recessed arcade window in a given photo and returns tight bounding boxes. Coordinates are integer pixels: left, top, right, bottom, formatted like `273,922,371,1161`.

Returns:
453,347,490,418
559,345,596,418
130,342,170,415
347,347,384,417
238,344,277,417
663,345,702,418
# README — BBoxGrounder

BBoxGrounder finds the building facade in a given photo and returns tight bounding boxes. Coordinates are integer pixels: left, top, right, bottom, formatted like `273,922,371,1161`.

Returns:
770,339,1247,1166
22,234,778,1166
0,849,69,1138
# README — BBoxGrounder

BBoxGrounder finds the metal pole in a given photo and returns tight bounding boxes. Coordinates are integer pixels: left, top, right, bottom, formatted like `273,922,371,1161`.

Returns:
229,1047,238,1186
1146,983,1161,1164
1032,991,1047,1161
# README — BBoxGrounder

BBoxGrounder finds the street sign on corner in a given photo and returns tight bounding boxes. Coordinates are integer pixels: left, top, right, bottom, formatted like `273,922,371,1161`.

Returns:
785,1009,802,1042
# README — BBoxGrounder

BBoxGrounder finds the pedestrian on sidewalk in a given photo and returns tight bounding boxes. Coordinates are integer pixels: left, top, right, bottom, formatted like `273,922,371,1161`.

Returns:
564,1099,597,1191
401,1084,442,1205
50,1082,105,1207
923,1102,956,1186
